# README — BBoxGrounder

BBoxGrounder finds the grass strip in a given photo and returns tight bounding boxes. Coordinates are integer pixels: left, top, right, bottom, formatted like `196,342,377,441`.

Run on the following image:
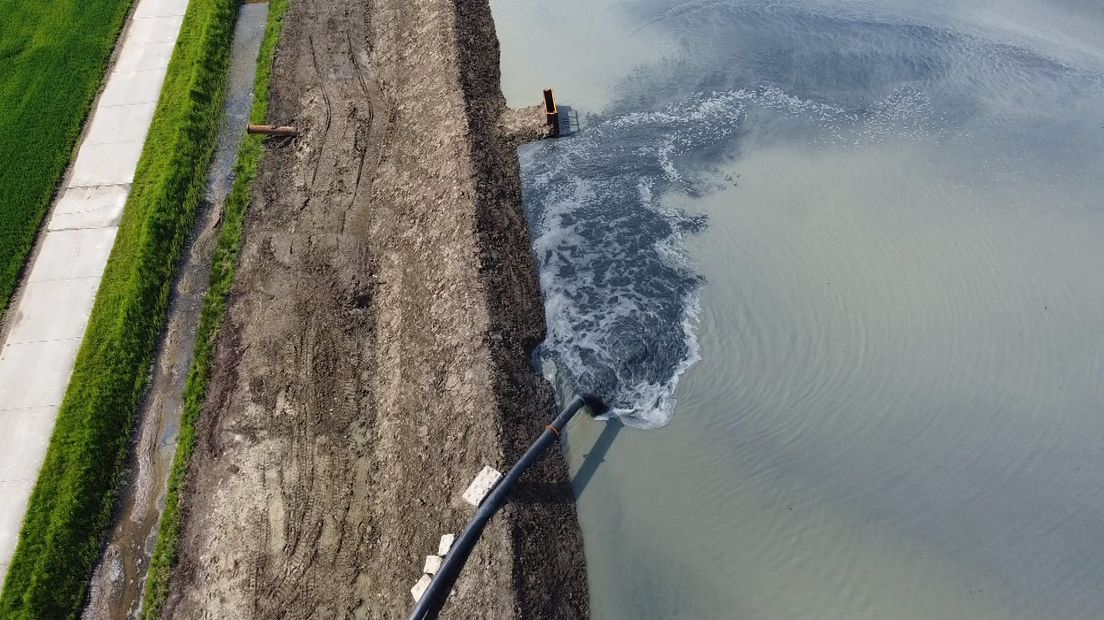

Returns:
0,0,240,617
140,0,289,616
0,0,134,319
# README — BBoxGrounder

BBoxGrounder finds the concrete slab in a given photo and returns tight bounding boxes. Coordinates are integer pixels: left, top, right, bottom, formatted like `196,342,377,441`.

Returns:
114,40,177,73
0,479,37,574
3,279,100,344
99,69,168,107
0,410,54,572
83,103,157,146
462,466,503,507
411,574,433,602
49,185,129,231
68,141,145,187
133,0,190,19
0,339,82,411
27,229,119,282
0,407,55,476
0,0,189,582
126,15,186,43
423,555,443,575
438,533,455,556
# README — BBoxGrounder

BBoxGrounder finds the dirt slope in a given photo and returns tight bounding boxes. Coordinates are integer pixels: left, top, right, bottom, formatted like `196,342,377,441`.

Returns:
161,0,589,617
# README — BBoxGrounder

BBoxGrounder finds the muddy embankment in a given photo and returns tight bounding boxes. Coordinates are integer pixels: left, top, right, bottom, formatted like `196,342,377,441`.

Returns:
161,0,588,617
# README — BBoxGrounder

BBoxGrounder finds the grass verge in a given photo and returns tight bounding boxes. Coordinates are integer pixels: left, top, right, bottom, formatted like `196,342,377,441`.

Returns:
0,0,135,319
140,0,289,615
0,0,240,616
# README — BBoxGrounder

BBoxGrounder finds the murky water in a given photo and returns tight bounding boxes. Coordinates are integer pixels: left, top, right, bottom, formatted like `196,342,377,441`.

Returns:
492,0,1104,617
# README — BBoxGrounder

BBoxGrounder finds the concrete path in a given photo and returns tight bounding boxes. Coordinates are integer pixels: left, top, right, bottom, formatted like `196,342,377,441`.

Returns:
0,0,189,580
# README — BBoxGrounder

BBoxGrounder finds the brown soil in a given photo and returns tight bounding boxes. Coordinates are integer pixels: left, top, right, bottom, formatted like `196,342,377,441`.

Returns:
161,0,589,617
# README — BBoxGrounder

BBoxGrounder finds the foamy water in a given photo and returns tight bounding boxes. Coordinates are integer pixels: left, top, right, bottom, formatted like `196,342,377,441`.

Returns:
522,81,980,427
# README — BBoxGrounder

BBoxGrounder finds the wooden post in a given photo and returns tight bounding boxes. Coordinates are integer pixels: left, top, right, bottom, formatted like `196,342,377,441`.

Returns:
543,88,560,138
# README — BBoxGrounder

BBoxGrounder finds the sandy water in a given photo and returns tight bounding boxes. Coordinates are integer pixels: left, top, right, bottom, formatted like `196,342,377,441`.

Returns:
491,0,1104,617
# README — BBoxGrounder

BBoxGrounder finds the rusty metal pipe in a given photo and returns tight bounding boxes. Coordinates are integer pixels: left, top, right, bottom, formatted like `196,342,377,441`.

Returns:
246,124,298,136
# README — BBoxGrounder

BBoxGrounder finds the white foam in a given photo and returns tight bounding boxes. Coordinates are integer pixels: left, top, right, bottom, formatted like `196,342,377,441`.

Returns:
523,82,959,428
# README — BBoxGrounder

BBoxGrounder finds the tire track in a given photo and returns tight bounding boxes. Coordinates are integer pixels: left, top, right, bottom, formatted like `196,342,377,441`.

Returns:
307,34,333,191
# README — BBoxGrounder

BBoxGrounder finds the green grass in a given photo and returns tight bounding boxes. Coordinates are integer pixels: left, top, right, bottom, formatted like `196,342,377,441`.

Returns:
0,0,135,320
140,0,288,616
0,0,240,616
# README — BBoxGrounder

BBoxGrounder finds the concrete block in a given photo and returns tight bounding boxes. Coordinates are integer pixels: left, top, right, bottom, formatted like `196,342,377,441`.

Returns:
69,141,145,187
3,279,100,345
0,0,190,584
28,229,118,282
0,339,83,411
411,574,433,602
99,69,168,107
438,533,455,556
462,466,502,507
49,186,129,231
114,40,176,73
83,103,157,146
423,555,443,575
133,0,190,19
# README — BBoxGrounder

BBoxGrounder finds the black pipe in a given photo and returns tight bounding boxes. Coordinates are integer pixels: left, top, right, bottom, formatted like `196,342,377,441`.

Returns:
408,394,597,620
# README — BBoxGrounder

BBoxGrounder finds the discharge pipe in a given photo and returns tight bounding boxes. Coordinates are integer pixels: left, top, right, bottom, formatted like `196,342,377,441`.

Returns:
408,393,604,620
